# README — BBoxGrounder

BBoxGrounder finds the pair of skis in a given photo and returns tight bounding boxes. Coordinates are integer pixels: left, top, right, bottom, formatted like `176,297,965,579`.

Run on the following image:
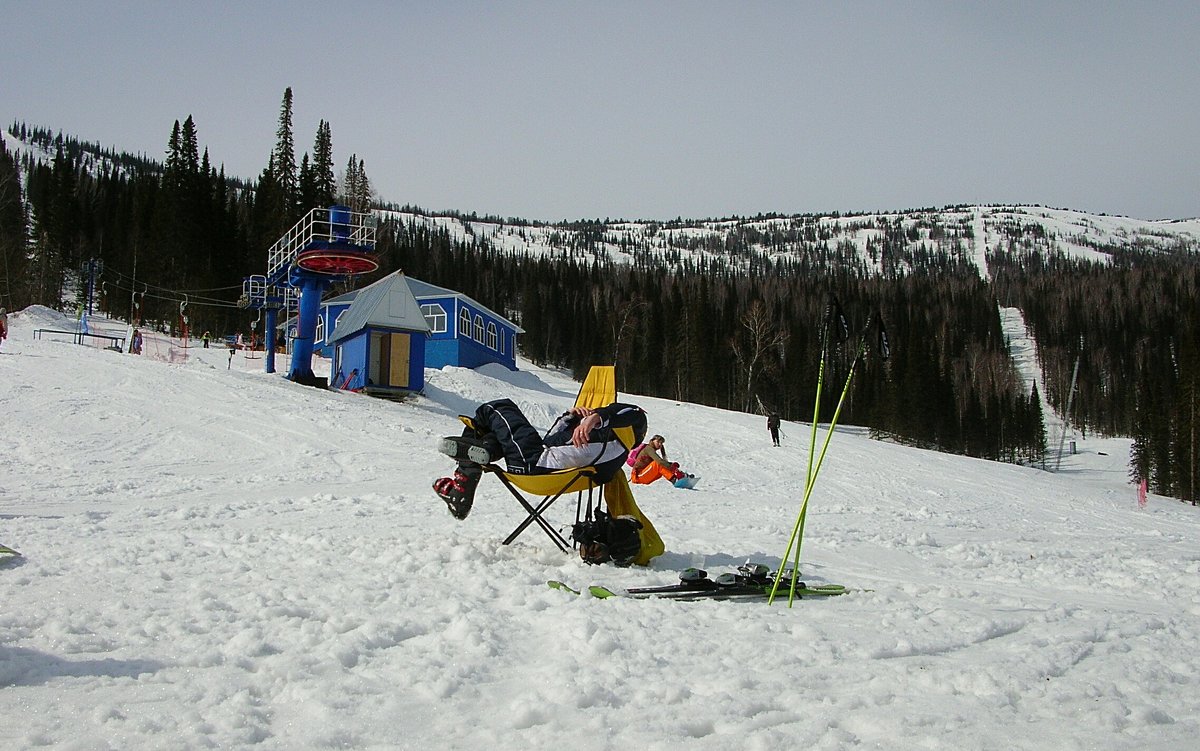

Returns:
549,563,847,602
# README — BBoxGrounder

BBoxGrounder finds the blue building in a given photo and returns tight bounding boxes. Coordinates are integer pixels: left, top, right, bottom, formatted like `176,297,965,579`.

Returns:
320,273,523,384
327,272,430,394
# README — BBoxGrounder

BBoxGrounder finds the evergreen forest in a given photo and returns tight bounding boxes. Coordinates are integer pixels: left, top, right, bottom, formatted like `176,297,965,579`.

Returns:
1,92,1197,503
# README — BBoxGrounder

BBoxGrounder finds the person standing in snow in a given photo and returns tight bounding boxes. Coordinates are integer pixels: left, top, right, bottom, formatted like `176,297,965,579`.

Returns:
433,399,647,520
0,308,8,350
767,413,781,447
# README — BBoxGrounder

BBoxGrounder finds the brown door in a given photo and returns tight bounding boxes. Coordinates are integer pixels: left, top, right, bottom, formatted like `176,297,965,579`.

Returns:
368,331,410,388
388,332,410,387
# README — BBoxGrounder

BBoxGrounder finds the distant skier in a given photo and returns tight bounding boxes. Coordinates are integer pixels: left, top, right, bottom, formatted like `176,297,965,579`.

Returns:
202,330,211,348
767,413,781,447
129,328,143,355
0,307,7,351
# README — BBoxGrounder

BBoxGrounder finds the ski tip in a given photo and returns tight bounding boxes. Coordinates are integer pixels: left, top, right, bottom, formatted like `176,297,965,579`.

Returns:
586,585,620,599
547,580,580,595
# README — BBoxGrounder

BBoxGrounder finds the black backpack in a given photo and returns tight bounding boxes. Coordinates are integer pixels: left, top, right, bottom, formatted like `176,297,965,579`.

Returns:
572,509,643,567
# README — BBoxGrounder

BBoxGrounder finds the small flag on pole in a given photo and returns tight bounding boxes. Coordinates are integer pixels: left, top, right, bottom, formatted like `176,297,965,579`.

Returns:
1138,478,1148,509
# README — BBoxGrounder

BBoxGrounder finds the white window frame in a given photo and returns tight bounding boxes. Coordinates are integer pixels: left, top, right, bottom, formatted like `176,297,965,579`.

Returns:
459,307,471,339
487,321,498,350
473,315,484,343
421,303,447,333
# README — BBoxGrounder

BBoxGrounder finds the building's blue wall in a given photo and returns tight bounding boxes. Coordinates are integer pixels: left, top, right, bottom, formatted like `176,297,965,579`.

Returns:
450,298,518,371
406,330,427,387
424,338,459,369
333,332,369,389
317,302,353,357
323,291,519,374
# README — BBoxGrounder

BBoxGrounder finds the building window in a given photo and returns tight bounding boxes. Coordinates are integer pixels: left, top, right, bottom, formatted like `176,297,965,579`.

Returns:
473,315,484,343
459,308,471,338
315,316,325,344
487,322,498,350
421,303,447,333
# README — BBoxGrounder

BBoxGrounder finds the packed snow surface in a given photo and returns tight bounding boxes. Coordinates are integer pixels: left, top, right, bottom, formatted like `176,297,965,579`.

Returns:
2,307,1199,750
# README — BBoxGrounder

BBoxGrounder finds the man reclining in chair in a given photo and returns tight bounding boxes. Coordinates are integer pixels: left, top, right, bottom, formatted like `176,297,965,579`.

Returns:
433,398,647,520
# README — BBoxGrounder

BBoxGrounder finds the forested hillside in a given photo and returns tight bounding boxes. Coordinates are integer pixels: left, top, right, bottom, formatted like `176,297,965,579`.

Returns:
1,98,1198,501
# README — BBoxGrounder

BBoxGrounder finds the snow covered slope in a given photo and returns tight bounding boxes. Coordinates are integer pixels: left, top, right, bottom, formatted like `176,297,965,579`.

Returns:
2,307,1198,750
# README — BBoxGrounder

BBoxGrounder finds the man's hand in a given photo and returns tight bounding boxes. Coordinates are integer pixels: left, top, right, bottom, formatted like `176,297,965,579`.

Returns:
571,411,601,447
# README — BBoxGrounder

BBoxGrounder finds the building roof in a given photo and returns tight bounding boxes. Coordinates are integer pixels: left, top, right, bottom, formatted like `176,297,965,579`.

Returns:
328,271,431,344
322,275,524,334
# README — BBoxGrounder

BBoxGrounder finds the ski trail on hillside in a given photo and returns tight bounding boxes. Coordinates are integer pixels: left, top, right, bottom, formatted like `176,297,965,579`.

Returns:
1000,305,1131,478
971,207,990,278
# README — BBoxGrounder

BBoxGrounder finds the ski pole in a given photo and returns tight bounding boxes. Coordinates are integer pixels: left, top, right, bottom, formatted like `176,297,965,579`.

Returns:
771,310,886,606
772,349,864,605
804,297,844,490
772,298,843,594
770,347,863,605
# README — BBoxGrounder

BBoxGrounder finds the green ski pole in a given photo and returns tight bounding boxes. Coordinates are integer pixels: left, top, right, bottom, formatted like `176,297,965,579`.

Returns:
771,310,887,606
770,348,862,605
781,350,863,605
772,298,842,600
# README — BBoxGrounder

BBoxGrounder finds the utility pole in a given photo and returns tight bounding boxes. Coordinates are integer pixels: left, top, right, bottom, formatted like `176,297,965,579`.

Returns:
1055,356,1081,470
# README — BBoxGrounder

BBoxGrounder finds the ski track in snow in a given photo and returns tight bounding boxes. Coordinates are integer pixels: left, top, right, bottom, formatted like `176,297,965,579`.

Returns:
2,306,1199,750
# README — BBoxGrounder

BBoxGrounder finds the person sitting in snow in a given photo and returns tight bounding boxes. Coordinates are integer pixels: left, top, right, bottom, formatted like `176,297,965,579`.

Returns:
433,399,647,520
630,434,685,485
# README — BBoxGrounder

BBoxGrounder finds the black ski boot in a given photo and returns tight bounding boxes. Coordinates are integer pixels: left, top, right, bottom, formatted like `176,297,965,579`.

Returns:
433,462,483,520
438,436,497,465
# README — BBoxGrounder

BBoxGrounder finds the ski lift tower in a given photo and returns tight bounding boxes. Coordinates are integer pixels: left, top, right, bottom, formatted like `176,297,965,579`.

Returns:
255,205,379,385
238,274,294,373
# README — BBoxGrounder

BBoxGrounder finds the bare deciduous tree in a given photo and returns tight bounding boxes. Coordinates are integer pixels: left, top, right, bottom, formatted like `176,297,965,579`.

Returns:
731,300,788,412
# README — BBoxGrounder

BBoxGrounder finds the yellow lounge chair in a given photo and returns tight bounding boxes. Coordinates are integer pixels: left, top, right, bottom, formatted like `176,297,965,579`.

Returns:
462,365,664,564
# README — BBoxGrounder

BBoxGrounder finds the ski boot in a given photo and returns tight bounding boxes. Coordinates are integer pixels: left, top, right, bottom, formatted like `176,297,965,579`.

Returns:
438,435,499,465
433,462,483,520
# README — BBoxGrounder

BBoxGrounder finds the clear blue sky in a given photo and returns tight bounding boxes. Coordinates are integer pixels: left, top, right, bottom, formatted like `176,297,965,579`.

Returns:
4,1,1197,221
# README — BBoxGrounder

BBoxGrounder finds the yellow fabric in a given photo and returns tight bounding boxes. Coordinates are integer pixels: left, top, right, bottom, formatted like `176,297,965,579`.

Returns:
574,365,616,409
575,364,663,565
494,467,597,495
604,472,665,565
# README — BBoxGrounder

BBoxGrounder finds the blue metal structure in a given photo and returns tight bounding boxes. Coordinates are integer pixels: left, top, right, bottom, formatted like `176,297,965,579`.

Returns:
241,206,378,386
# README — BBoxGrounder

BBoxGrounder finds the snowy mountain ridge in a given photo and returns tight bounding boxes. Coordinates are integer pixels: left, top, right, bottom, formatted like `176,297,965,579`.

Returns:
381,204,1200,280
6,126,1197,282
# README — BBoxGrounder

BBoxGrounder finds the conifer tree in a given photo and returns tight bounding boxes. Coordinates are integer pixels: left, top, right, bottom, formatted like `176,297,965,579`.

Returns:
341,154,372,213
312,120,336,207
272,87,298,216
0,139,28,309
